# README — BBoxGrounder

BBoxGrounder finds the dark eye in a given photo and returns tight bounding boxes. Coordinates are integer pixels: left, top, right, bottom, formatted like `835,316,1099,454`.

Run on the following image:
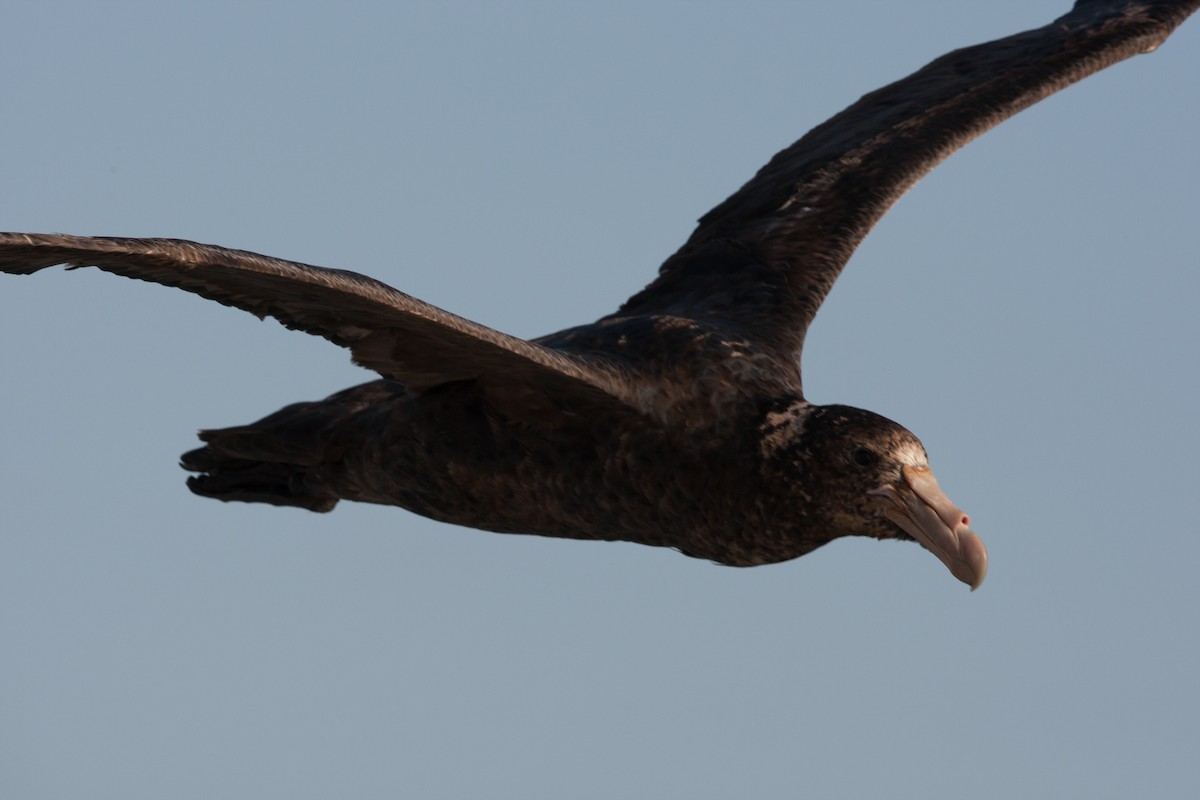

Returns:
852,447,878,467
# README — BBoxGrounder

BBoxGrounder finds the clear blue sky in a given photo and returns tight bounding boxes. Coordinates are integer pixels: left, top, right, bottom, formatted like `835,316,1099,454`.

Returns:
3,2,1198,798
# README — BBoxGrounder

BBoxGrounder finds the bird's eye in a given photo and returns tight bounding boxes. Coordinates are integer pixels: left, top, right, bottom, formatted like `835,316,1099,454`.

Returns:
851,447,878,467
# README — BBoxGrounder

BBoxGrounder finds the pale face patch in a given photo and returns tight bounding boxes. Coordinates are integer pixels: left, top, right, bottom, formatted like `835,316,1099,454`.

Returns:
890,441,929,470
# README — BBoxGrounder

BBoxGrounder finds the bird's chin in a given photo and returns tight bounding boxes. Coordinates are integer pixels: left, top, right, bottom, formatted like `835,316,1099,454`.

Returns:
870,466,988,590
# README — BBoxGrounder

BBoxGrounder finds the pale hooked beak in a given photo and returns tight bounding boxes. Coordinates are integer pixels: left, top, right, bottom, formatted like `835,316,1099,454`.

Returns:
870,466,989,590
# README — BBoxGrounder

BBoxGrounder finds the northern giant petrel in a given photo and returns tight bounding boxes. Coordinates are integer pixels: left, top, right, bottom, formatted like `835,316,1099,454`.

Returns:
2,1,1196,589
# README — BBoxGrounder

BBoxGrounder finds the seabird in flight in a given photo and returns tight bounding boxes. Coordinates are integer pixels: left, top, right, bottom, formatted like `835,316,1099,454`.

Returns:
3,0,1197,589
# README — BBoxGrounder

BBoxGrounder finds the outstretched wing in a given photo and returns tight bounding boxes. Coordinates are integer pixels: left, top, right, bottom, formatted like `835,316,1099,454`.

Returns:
616,0,1198,363
0,233,634,413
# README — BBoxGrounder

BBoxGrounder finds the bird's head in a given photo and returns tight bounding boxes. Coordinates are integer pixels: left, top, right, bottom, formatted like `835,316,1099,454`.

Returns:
763,402,988,589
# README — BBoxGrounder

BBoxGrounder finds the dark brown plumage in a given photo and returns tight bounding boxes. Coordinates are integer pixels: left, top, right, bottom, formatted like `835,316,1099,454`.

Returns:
2,0,1196,588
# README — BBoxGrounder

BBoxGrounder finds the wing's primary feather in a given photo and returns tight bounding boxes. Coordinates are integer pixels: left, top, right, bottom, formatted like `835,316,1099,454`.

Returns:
617,0,1200,363
0,233,633,410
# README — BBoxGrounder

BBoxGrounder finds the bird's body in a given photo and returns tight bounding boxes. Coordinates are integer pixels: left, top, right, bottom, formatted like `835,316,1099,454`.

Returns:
3,0,1197,589
183,333,810,568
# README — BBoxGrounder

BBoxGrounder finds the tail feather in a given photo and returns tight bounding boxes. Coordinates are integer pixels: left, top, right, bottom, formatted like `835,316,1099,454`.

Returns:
183,457,338,512
180,381,398,512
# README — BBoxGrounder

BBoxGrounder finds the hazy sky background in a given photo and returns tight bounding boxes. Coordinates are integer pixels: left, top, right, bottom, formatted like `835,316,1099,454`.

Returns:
3,2,1198,798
